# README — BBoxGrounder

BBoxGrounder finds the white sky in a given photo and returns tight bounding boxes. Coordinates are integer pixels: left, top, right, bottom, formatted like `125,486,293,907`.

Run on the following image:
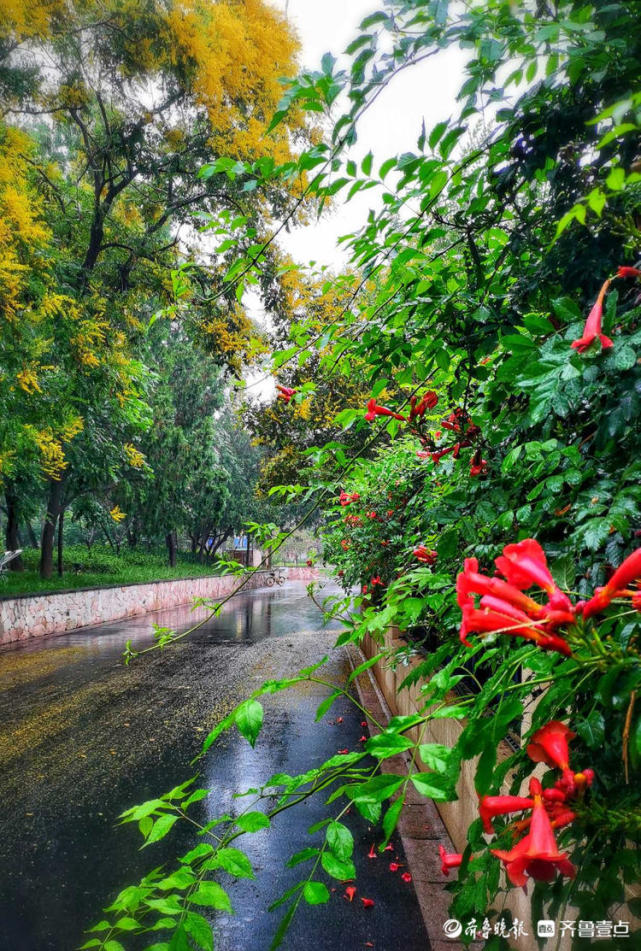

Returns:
269,0,468,268
244,1,467,399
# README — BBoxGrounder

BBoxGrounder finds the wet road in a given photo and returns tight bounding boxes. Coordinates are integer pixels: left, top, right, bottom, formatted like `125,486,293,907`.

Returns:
0,581,430,951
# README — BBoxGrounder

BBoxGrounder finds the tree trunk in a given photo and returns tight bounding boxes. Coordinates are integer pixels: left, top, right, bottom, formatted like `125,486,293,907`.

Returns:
5,488,24,571
25,522,38,549
166,530,177,568
57,507,65,576
40,479,65,579
101,524,116,551
209,529,231,559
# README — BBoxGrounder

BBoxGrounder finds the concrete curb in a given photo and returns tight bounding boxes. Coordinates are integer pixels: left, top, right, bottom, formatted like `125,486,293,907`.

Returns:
347,643,471,951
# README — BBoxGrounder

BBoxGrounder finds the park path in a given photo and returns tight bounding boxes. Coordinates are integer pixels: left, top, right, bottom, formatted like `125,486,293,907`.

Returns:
0,581,430,951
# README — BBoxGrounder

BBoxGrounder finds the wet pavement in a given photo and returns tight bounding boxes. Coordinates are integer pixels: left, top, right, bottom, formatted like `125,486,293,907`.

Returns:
0,581,430,951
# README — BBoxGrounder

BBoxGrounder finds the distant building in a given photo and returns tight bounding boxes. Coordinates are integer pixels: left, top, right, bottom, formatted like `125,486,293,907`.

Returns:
222,534,265,568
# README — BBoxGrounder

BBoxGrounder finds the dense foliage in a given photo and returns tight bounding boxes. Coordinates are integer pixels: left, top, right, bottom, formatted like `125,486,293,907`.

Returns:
54,0,641,948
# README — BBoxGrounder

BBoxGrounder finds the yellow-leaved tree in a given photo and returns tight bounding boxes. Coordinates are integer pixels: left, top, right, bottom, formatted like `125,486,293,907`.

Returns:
0,0,312,576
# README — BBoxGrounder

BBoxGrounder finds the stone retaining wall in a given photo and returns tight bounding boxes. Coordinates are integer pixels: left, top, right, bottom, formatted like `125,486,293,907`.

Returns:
0,566,320,645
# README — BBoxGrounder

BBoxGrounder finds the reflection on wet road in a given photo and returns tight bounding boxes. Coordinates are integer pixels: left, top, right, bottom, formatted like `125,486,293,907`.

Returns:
0,581,429,951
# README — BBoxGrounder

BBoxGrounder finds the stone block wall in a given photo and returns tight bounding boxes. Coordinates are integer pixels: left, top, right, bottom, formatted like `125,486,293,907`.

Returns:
0,566,319,645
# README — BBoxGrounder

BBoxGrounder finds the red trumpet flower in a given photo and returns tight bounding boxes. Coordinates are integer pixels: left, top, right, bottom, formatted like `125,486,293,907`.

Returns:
459,596,572,655
494,538,573,613
430,445,456,465
365,398,406,422
438,844,464,877
478,794,534,834
578,546,641,619
526,721,575,773
339,490,360,506
571,277,613,353
410,390,438,418
470,456,488,477
344,885,357,902
617,266,641,279
457,558,572,626
414,545,437,565
491,778,576,888
276,384,297,402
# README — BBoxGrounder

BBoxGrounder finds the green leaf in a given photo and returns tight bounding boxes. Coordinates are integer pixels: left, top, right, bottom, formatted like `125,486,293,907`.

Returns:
157,869,196,891
606,166,626,190
349,774,404,803
201,712,235,754
214,847,255,879
315,690,342,721
235,699,264,748
320,851,356,881
365,733,414,759
286,847,320,868
418,743,453,773
382,796,404,843
235,811,270,833
429,121,448,150
144,814,179,846
183,912,214,951
436,529,458,560
189,882,232,911
326,821,354,861
168,926,191,951
303,881,330,905
180,843,214,864
269,902,297,951
144,897,182,917
410,772,456,802
575,710,605,749
612,344,637,370
428,705,468,720
347,655,381,683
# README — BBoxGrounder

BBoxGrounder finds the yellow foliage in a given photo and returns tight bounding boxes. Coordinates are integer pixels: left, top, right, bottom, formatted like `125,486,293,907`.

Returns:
295,396,312,421
70,318,109,368
0,450,15,480
164,0,299,161
60,417,84,442
16,366,43,394
124,443,146,468
0,126,52,323
109,505,126,523
32,431,66,479
0,0,65,39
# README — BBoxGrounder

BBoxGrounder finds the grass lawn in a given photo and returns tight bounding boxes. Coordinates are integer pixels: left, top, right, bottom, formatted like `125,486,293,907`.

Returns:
0,545,225,598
